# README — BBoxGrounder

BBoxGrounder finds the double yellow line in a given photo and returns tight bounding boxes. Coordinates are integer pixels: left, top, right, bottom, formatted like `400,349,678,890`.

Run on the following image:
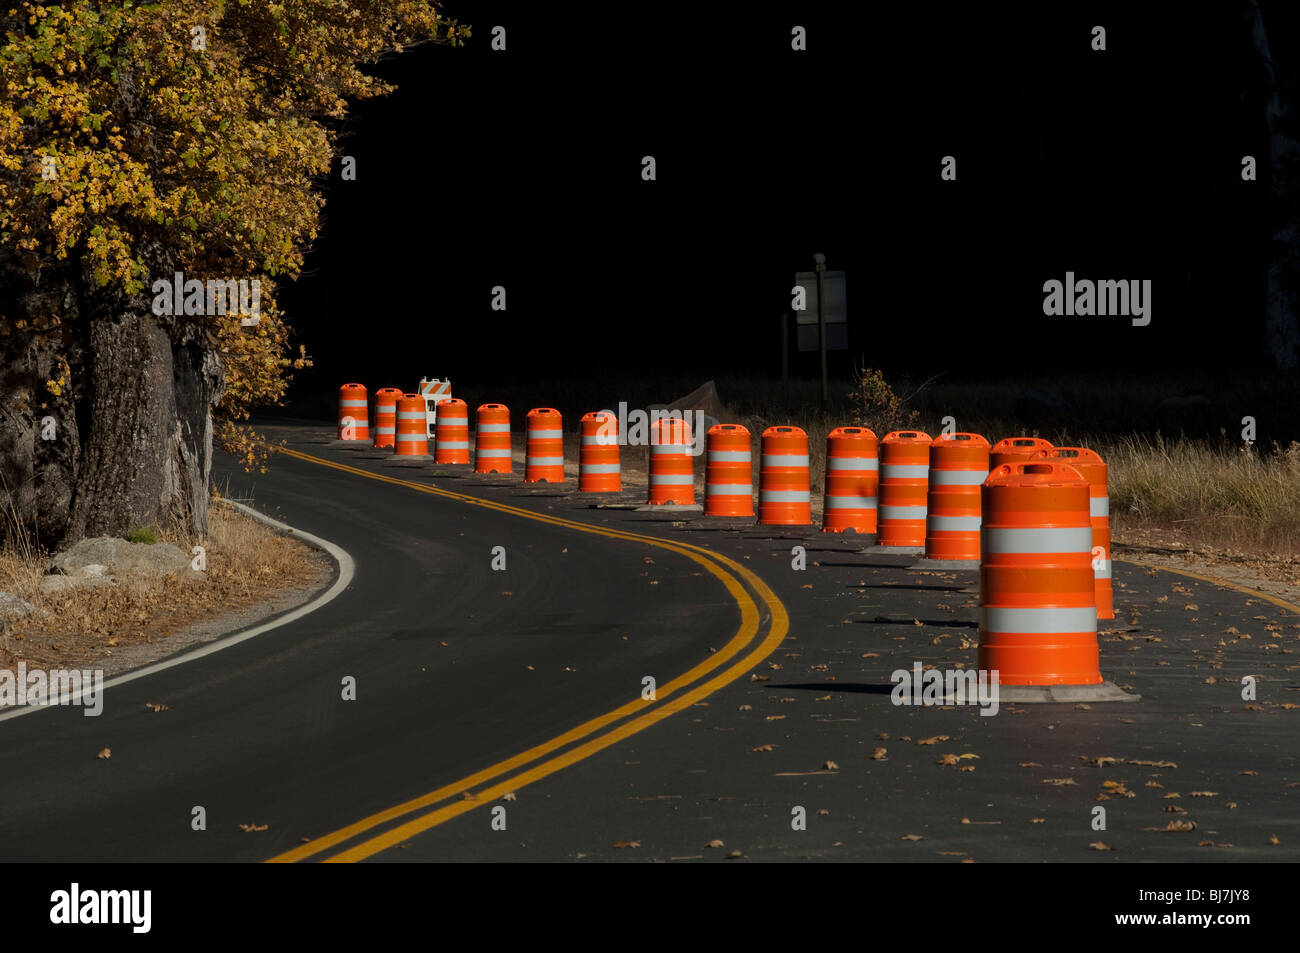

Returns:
263,447,789,862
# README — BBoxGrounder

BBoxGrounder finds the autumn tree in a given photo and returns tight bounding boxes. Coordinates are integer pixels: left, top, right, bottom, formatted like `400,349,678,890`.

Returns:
0,0,464,547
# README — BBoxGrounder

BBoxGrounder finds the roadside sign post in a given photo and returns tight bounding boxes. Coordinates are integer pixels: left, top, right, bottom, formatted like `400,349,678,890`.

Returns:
815,253,828,408
794,259,847,410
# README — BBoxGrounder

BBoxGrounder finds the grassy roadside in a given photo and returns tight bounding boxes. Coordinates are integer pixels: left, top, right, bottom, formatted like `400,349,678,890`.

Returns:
0,498,329,672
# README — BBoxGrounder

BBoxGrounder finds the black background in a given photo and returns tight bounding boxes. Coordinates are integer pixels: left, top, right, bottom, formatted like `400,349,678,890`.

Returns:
274,0,1298,410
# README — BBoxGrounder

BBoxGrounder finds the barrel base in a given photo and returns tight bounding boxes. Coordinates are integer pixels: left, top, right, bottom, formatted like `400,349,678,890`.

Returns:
910,558,979,570
382,455,432,466
861,545,924,555
635,503,703,513
989,680,1140,704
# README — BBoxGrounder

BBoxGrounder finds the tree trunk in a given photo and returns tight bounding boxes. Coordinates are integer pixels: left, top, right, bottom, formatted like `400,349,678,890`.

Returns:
64,291,224,543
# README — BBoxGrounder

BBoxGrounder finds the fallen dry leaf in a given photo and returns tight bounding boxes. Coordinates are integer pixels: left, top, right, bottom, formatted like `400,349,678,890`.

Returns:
239,823,269,832
916,735,950,745
1044,778,1077,786
1089,842,1112,851
870,747,888,761
726,849,744,859
752,744,776,752
901,834,924,841
705,839,724,849
822,760,839,770
613,840,640,849
96,748,110,760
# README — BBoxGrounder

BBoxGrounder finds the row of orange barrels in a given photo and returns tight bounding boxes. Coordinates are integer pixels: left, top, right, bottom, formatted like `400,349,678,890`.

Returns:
338,384,1113,624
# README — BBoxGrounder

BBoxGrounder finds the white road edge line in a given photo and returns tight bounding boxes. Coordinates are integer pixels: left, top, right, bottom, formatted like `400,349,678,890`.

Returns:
0,498,354,723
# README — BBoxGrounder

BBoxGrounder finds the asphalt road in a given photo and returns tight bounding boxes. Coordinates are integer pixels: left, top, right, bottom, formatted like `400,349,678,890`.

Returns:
0,423,1296,862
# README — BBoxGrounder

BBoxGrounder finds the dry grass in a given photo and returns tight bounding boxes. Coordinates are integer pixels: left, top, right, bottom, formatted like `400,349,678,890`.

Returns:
0,498,328,671
1097,435,1300,557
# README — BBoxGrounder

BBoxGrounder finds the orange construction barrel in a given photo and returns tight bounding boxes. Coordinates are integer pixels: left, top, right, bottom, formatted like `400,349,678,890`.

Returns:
338,383,370,442
925,432,990,560
705,424,753,517
525,408,565,483
759,426,811,525
434,397,470,464
978,461,1101,685
878,430,932,546
648,417,694,505
372,387,404,449
394,394,430,457
580,411,621,492
823,427,878,534
474,403,512,474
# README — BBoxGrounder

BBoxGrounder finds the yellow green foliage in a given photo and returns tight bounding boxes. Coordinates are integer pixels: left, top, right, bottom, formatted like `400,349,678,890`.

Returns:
1,1,466,460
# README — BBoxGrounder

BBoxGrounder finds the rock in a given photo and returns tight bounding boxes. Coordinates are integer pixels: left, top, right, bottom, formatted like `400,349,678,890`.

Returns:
0,591,36,620
39,575,116,596
48,536,192,578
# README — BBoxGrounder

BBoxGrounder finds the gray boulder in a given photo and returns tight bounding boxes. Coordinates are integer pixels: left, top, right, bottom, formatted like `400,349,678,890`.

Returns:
38,574,116,596
0,591,36,620
41,536,205,595
48,536,191,577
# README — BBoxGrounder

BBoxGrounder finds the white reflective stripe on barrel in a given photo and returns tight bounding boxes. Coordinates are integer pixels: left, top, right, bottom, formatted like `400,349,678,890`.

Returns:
879,505,927,520
762,454,810,467
983,526,1093,554
528,429,563,440
828,457,877,471
340,399,368,408
825,495,877,509
1094,559,1113,579
478,423,511,433
476,448,511,458
437,440,469,450
651,444,688,454
650,474,693,485
929,469,988,486
708,484,752,495
581,463,620,474
760,490,811,502
396,433,425,442
527,456,564,466
979,606,1097,634
1090,496,1110,518
397,412,423,420
927,515,981,532
377,427,395,435
581,434,618,445
881,464,929,480
709,450,751,462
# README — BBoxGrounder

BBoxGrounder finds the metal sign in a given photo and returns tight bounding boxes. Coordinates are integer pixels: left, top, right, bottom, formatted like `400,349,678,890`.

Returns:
794,270,847,352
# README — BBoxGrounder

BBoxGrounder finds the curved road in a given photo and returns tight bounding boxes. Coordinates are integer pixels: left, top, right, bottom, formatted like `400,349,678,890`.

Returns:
0,433,784,861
